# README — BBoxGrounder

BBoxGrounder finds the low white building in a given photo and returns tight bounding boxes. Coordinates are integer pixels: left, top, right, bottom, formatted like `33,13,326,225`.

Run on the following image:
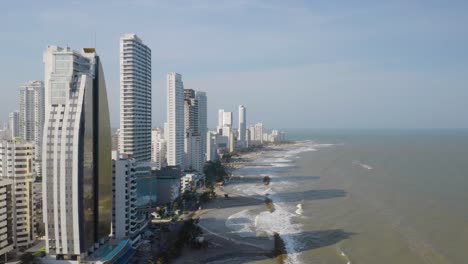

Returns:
181,173,204,193
111,151,141,247
0,140,36,251
0,179,13,257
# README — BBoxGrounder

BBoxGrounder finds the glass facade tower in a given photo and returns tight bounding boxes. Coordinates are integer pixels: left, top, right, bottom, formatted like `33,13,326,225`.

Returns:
42,46,112,260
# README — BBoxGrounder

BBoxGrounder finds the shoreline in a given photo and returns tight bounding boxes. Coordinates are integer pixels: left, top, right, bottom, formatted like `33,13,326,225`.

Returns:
174,143,297,264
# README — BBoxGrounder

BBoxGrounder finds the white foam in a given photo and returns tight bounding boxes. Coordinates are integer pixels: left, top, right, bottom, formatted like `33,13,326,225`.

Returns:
295,203,304,215
353,160,373,170
225,210,257,238
255,202,303,264
360,163,373,170
229,140,336,264
339,248,352,264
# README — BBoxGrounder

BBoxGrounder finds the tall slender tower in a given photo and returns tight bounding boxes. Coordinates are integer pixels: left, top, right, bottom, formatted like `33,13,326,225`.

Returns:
238,105,246,148
8,111,20,139
195,91,207,162
42,46,112,259
217,109,224,133
19,80,45,177
167,72,184,168
119,34,152,162
184,89,202,171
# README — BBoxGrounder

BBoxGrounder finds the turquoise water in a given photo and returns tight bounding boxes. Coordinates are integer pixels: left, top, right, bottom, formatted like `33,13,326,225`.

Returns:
227,130,468,264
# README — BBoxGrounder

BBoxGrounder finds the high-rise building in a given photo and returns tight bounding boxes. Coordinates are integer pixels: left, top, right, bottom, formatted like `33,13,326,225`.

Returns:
111,151,139,246
254,123,264,143
185,135,202,171
184,89,198,135
0,140,36,251
195,91,207,162
238,105,246,148
184,89,203,171
19,80,45,177
8,111,20,139
217,109,224,133
42,46,112,259
245,128,250,148
222,111,233,127
0,179,13,257
206,131,218,161
166,73,184,168
119,34,152,162
111,129,120,151
151,128,167,169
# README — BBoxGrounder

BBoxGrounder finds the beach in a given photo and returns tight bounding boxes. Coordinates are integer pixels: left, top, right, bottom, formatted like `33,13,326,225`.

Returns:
175,144,293,264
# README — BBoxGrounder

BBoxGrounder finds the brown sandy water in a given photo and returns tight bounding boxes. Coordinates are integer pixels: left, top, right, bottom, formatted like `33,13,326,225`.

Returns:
223,130,468,264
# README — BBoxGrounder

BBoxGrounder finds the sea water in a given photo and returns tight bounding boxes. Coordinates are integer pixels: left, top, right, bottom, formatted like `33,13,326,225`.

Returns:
224,130,468,264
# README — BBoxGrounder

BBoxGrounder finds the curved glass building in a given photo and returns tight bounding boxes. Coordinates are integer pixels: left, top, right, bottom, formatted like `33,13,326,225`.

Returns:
42,46,112,261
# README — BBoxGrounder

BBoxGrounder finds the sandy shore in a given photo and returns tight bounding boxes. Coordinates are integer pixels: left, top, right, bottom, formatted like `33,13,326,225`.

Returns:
174,188,274,264
174,143,297,263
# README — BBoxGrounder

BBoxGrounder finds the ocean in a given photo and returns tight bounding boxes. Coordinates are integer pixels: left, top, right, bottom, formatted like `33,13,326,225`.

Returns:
223,130,468,264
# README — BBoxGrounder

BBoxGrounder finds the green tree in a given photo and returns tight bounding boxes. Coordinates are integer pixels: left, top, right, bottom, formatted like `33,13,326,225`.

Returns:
203,160,227,184
36,222,45,237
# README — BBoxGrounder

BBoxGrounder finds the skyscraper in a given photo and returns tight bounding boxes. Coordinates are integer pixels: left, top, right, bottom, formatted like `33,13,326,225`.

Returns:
238,105,246,148
151,128,167,169
195,91,207,162
222,111,233,127
8,111,20,139
42,46,112,259
217,109,224,133
253,122,264,143
119,34,152,162
167,72,184,168
184,89,198,135
19,80,45,177
184,89,202,172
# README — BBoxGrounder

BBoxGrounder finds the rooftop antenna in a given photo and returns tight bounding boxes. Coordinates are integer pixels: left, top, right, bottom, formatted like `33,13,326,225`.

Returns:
94,31,97,50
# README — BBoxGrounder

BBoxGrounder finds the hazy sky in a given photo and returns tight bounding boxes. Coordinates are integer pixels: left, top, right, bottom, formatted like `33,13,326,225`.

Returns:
1,0,467,129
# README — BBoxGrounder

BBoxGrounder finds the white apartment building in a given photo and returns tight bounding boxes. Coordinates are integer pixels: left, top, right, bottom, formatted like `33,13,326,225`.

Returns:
217,109,224,133
119,34,152,162
166,73,184,168
185,135,202,172
111,151,140,247
112,129,120,151
0,179,13,257
8,111,20,139
151,128,167,169
19,80,45,178
253,123,264,143
180,173,203,193
0,140,36,251
222,111,233,127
